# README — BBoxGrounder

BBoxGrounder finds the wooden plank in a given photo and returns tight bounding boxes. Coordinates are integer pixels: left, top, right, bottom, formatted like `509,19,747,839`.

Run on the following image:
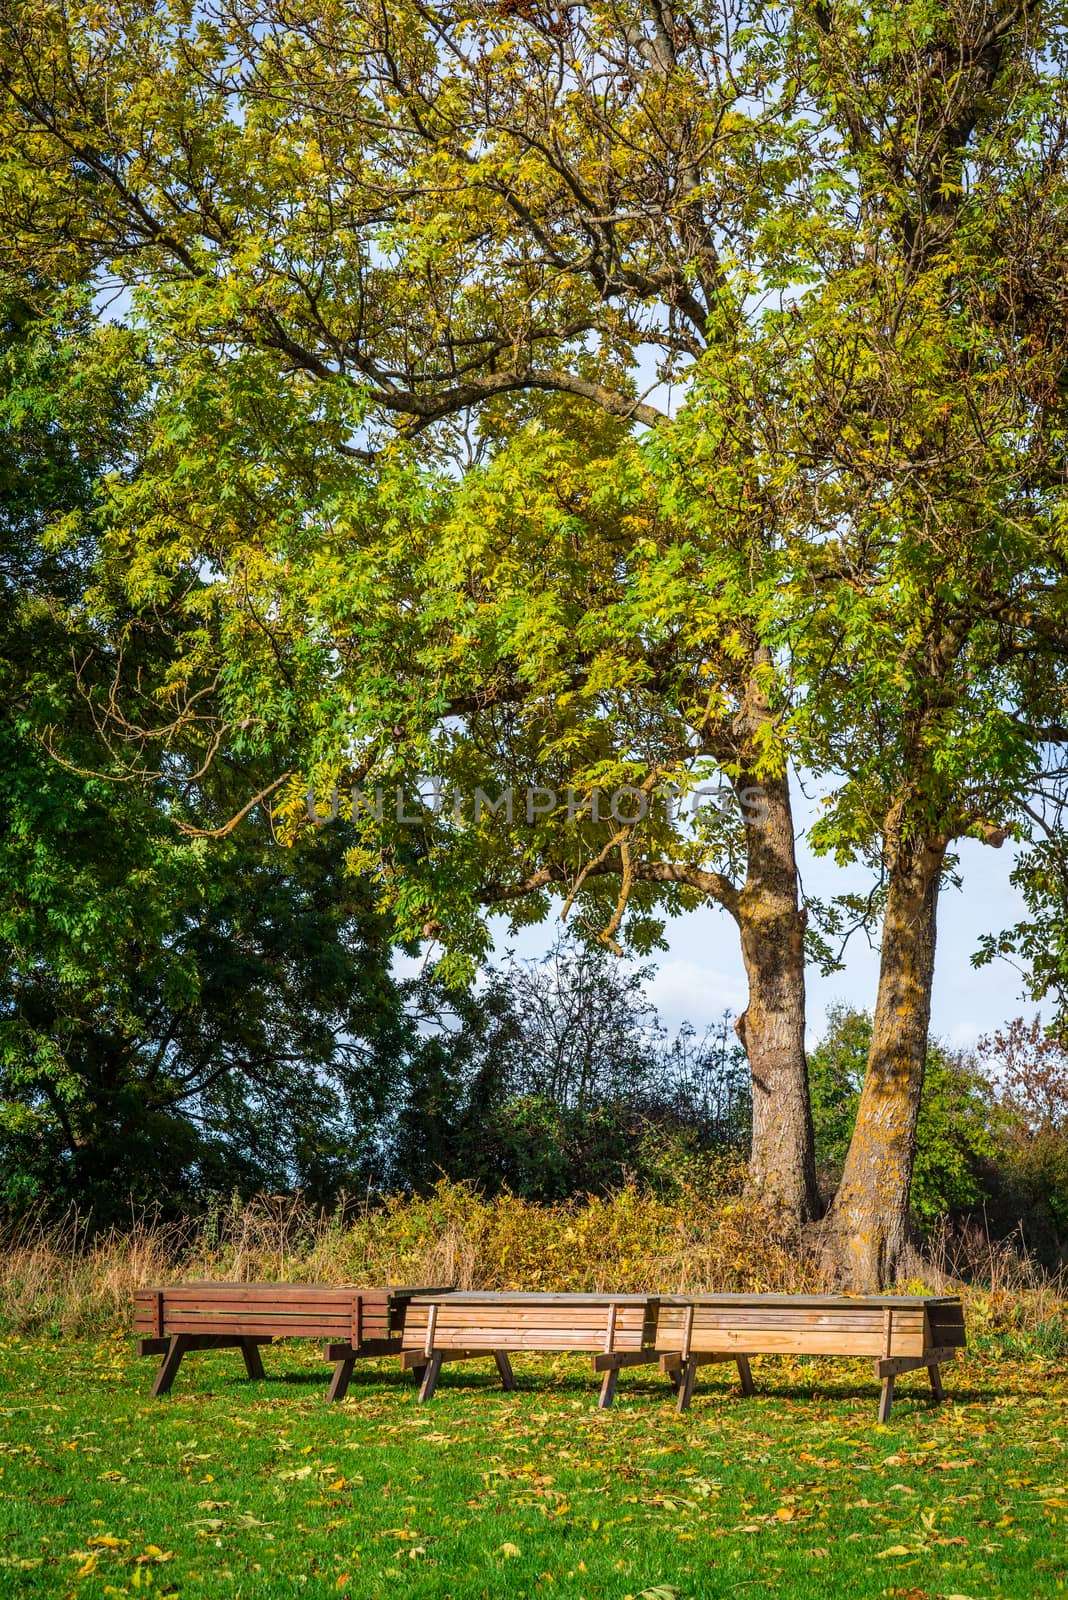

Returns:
141,1306,358,1322
327,1355,355,1402
323,1339,403,1361
656,1328,925,1358
408,1292,655,1305
659,1352,737,1373
402,1305,645,1318
656,1306,928,1327
878,1375,895,1423
591,1351,661,1374
495,1352,517,1392
139,1318,357,1338
875,1346,957,1378
658,1294,963,1310
417,1353,443,1403
239,1339,267,1381
137,1337,170,1357
398,1329,648,1352
400,1348,500,1369
143,1302,360,1320
138,1335,271,1356
138,1288,385,1306
676,1358,698,1414
598,1366,619,1409
152,1334,190,1398
655,1316,928,1339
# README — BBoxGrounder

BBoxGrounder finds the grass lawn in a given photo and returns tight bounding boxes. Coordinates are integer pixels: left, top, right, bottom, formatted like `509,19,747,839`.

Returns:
0,1332,1065,1599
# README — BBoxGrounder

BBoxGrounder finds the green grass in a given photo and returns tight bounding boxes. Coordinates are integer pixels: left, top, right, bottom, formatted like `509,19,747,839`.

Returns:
0,1334,1065,1599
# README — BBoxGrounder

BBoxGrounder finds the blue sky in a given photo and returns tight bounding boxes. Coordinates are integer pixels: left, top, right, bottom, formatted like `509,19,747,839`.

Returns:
485,800,1035,1054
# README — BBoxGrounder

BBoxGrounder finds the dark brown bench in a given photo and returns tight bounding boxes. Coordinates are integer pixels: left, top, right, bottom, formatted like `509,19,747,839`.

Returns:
134,1283,449,1400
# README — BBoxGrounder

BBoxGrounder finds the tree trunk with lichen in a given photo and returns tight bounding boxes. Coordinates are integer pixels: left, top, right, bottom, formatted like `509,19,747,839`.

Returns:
820,830,946,1290
734,771,820,1225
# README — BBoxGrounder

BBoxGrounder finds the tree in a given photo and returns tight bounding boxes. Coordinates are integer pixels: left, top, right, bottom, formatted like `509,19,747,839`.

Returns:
390,939,750,1198
974,1018,1068,1256
0,0,823,1221
809,1007,997,1228
777,0,1068,1283
0,274,411,1220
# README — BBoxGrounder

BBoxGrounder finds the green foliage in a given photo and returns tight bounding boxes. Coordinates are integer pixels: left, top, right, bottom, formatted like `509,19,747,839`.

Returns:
4,0,1068,1258
809,1007,999,1227
807,1005,870,1176
0,279,411,1222
391,943,751,1201
911,1052,998,1227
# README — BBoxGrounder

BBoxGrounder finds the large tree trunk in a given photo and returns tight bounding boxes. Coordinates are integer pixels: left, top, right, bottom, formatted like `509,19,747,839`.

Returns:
821,830,946,1289
734,771,819,1224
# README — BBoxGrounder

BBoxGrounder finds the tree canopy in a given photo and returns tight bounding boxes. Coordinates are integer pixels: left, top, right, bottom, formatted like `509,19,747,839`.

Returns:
3,0,1068,1279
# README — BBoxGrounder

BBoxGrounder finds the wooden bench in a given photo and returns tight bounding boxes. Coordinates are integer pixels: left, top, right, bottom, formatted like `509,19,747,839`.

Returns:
134,1283,449,1400
654,1294,967,1419
400,1291,661,1405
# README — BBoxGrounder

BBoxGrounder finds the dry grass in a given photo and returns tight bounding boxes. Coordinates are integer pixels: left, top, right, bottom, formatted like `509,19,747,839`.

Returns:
1,1181,1064,1351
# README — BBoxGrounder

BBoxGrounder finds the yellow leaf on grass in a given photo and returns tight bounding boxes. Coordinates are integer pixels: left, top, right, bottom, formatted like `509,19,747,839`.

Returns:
499,1543,521,1559
875,1545,915,1558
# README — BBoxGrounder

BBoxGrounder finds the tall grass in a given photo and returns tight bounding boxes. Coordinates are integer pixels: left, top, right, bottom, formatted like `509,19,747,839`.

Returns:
1,1181,1064,1350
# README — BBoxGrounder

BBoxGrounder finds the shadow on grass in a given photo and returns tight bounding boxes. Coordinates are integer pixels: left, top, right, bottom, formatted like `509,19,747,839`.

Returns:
145,1350,992,1413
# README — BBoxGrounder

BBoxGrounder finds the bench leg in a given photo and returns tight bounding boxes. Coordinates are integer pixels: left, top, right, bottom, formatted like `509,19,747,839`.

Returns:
240,1339,267,1381
676,1357,698,1415
927,1362,944,1403
494,1352,517,1392
878,1374,895,1423
736,1354,755,1397
417,1353,443,1403
598,1365,619,1409
152,1334,191,1398
327,1356,356,1403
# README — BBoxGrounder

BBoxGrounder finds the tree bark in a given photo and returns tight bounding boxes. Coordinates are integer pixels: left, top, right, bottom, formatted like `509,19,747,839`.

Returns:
821,830,946,1289
734,772,820,1224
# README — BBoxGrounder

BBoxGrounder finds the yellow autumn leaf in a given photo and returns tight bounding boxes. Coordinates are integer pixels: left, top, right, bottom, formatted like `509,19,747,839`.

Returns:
499,1542,521,1558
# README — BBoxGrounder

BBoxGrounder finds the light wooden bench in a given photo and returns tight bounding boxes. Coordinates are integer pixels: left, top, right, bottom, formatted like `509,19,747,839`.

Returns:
655,1294,967,1420
400,1291,661,1405
134,1283,449,1400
